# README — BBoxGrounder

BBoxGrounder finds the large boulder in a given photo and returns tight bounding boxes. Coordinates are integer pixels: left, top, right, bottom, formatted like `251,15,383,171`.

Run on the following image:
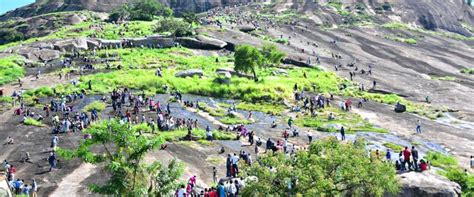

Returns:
196,35,227,48
16,47,60,62
176,36,227,50
53,38,89,52
175,69,204,78
394,103,406,113
128,36,176,48
389,171,462,197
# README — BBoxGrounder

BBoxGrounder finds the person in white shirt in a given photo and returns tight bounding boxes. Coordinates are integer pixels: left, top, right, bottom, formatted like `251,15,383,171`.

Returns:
177,185,186,197
228,180,237,197
231,153,239,175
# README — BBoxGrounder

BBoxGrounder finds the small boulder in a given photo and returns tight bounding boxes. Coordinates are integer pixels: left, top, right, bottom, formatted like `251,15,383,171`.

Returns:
272,69,288,76
238,25,256,32
53,38,88,52
175,69,204,78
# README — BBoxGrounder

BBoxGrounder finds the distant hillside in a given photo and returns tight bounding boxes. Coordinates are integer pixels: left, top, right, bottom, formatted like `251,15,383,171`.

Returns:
1,0,473,36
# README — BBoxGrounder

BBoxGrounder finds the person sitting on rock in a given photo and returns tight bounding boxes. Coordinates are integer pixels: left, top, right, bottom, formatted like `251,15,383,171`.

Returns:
5,136,14,145
419,159,428,171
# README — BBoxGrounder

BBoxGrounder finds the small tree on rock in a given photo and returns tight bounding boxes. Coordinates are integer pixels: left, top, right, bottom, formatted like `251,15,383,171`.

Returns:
234,45,265,82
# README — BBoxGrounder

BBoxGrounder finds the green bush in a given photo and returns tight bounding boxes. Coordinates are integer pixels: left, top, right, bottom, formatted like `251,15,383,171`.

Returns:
156,18,193,37
24,118,45,127
425,151,458,168
0,29,25,45
441,167,474,195
404,38,417,45
109,0,173,21
460,68,474,74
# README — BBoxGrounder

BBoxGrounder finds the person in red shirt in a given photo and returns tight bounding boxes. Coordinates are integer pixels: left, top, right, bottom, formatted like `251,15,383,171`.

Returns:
8,165,16,181
419,159,428,171
403,147,412,170
208,187,217,197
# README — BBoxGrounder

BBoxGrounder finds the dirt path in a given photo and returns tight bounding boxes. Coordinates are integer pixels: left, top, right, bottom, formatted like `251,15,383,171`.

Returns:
49,163,96,197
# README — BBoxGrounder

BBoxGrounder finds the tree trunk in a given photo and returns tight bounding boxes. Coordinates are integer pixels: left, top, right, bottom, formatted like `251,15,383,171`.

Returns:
252,68,259,82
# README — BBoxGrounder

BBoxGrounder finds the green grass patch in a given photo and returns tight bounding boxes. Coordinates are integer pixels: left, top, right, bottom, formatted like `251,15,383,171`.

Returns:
206,156,225,166
382,22,410,30
294,107,388,133
157,128,236,142
424,152,474,195
432,76,457,81
0,56,25,85
23,118,45,127
23,48,344,104
383,35,417,45
220,115,252,125
460,68,474,75
83,101,106,112
0,96,13,103
425,151,458,168
382,142,404,151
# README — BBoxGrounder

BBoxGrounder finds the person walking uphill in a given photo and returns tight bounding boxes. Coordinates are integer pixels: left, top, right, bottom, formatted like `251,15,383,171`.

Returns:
416,120,422,134
287,117,294,128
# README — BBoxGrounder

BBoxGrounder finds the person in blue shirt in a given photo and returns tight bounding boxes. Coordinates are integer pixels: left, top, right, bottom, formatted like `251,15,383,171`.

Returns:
386,149,392,162
23,184,30,195
217,182,226,197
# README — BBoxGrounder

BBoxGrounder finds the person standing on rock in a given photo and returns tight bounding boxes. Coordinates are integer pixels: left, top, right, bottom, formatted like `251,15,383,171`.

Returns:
372,80,377,89
308,132,313,144
48,152,57,172
340,126,345,141
412,146,419,171
403,147,412,171
226,154,231,177
31,179,38,197
416,120,422,134
88,80,92,90
386,149,392,162
213,167,218,183
470,156,474,169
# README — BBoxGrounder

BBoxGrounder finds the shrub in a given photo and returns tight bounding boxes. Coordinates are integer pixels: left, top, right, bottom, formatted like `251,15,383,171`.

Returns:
24,118,45,127
155,18,193,36
109,0,173,21
0,29,25,45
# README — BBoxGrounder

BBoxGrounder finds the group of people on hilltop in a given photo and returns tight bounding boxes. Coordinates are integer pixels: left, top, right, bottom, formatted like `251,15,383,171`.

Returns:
372,146,429,172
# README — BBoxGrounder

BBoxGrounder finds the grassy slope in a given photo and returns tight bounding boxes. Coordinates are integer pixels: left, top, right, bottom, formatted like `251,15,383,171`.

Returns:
0,55,25,85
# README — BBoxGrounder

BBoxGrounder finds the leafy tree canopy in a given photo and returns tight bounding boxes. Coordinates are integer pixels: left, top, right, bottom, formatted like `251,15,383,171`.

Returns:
241,137,400,196
57,120,184,196
155,18,193,37
109,0,173,22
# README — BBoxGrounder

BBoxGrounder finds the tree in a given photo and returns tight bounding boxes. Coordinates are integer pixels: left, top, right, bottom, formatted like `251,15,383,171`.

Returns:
261,43,286,67
241,137,400,196
155,18,193,37
234,45,265,82
57,120,183,196
108,0,173,21
108,5,130,22
0,29,25,45
181,12,199,24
